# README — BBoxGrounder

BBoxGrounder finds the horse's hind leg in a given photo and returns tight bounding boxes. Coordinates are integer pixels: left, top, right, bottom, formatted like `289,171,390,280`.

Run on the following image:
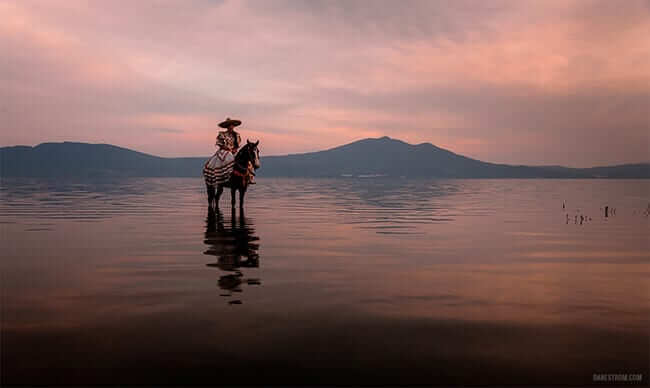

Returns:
206,184,215,210
215,185,224,209
231,187,237,209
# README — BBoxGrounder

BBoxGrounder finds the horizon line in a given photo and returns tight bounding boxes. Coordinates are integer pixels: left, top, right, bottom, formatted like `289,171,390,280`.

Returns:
2,138,649,170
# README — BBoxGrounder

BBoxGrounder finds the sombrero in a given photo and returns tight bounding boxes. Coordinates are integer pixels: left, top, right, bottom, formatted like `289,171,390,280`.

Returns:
218,117,242,128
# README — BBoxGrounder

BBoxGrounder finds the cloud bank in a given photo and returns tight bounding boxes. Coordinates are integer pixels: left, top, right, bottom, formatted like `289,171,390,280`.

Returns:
2,0,648,166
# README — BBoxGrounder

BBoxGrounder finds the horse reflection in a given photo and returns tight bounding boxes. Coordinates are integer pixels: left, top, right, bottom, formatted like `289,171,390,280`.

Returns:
204,208,261,301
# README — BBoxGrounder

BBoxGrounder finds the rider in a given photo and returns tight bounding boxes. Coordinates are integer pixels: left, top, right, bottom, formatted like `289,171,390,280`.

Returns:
215,117,255,184
216,117,241,154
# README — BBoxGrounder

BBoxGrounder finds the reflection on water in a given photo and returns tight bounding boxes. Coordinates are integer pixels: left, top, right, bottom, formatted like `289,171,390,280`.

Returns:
1,177,648,385
204,209,261,301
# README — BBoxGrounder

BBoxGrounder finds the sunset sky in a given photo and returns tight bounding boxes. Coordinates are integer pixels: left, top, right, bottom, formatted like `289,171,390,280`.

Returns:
2,0,648,167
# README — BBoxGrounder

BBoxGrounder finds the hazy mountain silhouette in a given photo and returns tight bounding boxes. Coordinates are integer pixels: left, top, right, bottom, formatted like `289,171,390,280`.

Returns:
1,138,648,178
262,137,649,178
0,142,202,178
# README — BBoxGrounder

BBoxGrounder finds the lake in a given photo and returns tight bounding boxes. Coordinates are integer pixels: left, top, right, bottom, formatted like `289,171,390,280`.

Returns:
1,178,648,385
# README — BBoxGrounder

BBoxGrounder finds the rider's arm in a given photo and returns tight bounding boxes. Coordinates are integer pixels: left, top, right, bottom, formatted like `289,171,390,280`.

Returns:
234,132,241,151
216,132,226,149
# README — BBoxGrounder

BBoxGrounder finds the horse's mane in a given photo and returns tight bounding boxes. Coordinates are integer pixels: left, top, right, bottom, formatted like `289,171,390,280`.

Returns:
235,142,252,162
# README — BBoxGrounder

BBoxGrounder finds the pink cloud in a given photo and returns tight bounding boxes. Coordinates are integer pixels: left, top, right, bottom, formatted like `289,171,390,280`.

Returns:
1,0,648,166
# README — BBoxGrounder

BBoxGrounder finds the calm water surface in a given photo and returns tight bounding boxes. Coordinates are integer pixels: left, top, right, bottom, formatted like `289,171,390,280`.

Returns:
1,178,648,385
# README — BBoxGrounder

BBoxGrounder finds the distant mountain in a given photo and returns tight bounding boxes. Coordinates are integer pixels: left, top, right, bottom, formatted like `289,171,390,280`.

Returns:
0,142,204,178
1,138,648,179
260,137,649,178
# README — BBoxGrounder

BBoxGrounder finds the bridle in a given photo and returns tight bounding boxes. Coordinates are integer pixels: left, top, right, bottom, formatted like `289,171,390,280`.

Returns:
232,143,258,178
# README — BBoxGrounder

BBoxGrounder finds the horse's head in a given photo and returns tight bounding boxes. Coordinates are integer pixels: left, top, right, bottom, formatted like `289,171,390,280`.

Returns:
245,139,261,170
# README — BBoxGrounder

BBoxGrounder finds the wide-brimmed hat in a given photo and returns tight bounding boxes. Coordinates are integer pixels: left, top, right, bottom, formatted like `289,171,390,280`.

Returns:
218,117,242,128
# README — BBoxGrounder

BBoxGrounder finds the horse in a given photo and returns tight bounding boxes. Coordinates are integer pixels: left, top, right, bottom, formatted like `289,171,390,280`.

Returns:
204,140,260,211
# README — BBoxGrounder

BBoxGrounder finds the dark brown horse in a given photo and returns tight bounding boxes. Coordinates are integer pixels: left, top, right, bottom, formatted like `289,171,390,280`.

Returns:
205,140,260,211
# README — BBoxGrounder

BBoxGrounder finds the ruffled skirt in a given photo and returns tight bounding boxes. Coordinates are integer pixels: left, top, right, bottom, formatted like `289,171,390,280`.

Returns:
203,150,235,186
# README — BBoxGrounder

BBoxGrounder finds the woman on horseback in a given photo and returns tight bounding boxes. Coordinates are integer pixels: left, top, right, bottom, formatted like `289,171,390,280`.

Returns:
203,117,260,211
204,118,255,186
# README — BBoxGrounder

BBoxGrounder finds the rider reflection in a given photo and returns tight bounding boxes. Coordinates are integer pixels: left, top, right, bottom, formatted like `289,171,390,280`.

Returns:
204,208,261,302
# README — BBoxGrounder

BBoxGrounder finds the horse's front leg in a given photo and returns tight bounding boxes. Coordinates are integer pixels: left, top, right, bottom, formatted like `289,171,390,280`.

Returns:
231,187,237,209
239,186,246,210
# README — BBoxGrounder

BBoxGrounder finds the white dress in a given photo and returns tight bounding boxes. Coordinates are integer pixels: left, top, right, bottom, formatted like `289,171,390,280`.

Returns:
203,131,240,185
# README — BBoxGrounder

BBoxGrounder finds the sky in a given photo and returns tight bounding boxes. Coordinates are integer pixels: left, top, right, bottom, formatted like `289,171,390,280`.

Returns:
1,0,648,167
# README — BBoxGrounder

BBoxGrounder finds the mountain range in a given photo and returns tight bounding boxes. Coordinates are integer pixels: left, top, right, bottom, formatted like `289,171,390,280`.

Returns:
1,137,648,179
